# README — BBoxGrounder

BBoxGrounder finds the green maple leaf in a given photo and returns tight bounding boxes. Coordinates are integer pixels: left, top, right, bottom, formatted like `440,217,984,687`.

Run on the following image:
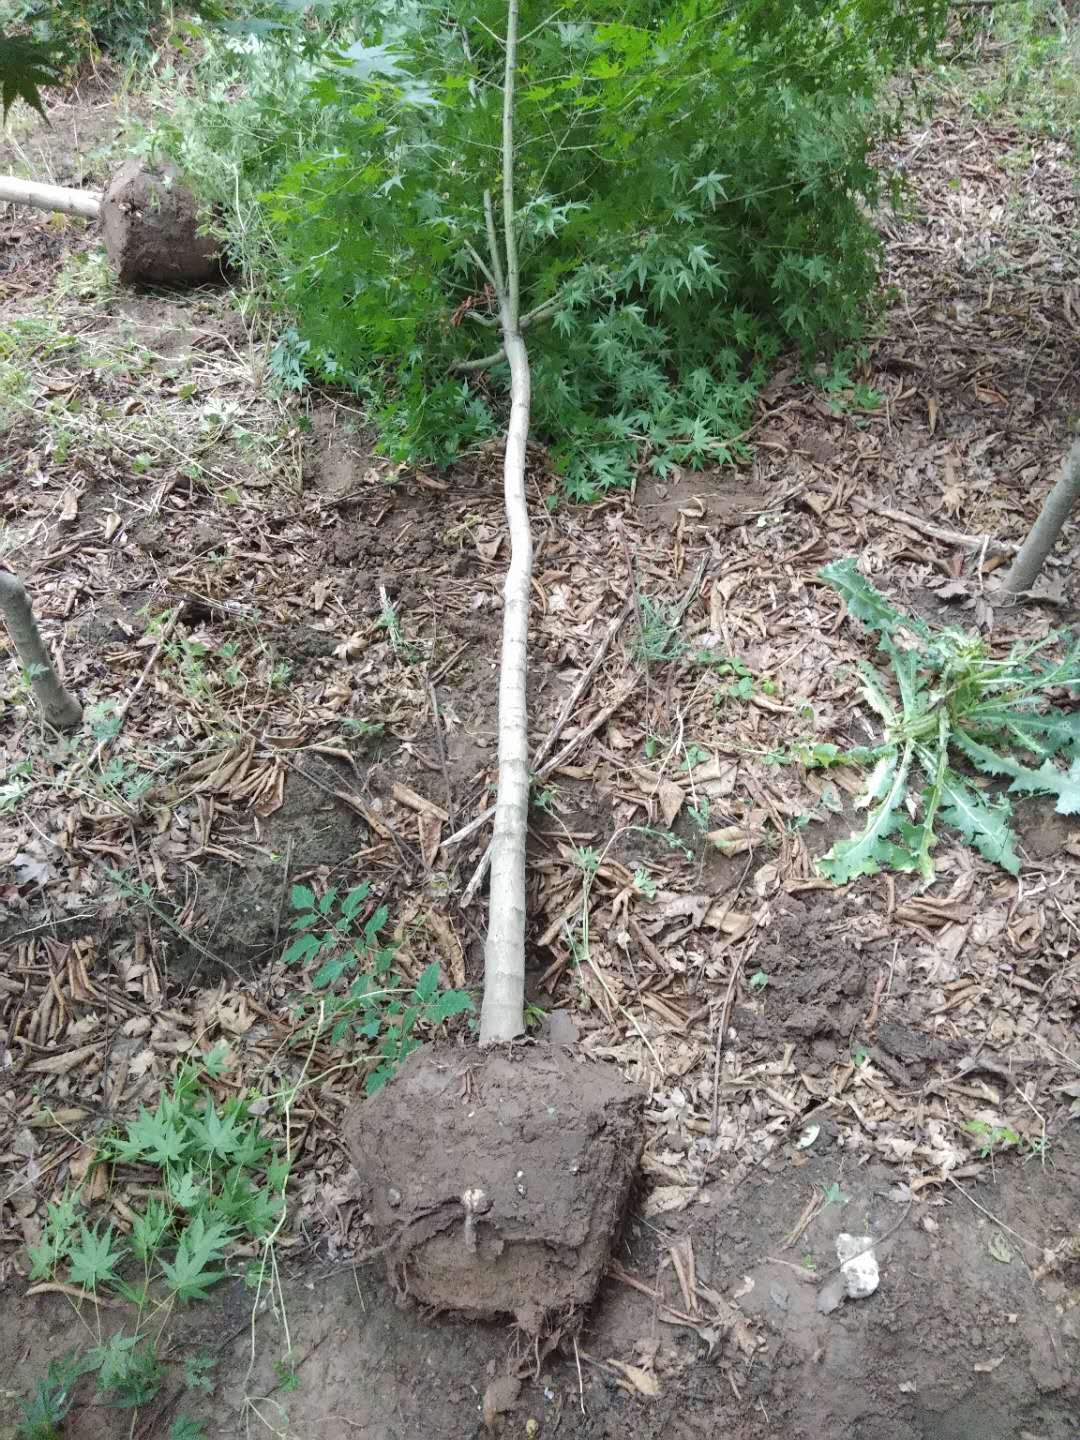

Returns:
0,36,60,121
68,1223,125,1292
171,1418,208,1440
113,1103,188,1167
167,1166,205,1212
130,1197,171,1261
159,1214,233,1301
187,1102,243,1162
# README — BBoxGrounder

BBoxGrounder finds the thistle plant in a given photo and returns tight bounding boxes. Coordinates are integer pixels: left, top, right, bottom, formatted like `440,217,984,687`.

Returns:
807,559,1080,883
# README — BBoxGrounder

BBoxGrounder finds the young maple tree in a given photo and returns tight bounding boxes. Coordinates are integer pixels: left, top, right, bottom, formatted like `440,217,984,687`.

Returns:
159,0,949,1040
168,0,950,495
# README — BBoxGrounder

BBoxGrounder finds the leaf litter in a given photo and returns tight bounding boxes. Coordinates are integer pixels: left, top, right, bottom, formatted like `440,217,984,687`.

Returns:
0,28,1079,1420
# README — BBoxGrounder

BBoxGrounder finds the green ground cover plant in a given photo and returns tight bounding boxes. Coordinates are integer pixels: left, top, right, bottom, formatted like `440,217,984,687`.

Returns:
19,1048,289,1428
804,559,1080,883
283,881,473,1093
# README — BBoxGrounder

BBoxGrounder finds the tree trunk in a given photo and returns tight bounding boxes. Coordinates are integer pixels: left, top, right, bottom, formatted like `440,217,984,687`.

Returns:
0,569,82,729
479,0,532,1046
480,328,532,1045
1001,439,1080,597
0,175,101,219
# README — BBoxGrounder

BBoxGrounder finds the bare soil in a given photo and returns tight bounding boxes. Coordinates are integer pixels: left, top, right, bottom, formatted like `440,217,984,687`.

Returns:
2,32,1080,1440
1,1134,1077,1437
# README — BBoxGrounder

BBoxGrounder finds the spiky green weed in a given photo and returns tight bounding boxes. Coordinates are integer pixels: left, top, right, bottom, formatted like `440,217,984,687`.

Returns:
801,558,1080,884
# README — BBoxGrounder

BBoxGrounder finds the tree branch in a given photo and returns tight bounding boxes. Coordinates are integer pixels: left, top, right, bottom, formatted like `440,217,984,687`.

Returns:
0,568,82,729
448,296,562,373
501,13,520,329
483,188,507,304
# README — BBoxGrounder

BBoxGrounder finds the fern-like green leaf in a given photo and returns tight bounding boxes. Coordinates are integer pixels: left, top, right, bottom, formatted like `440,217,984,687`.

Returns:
938,771,1019,874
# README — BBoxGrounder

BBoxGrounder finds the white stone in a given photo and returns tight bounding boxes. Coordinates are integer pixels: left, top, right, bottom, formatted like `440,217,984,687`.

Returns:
836,1233,880,1299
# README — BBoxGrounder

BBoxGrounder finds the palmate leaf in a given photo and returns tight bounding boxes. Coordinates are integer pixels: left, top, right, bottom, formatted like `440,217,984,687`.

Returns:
953,732,1080,815
818,559,930,640
937,771,1019,874
0,35,60,121
817,742,919,883
68,1223,125,1292
159,1214,233,1301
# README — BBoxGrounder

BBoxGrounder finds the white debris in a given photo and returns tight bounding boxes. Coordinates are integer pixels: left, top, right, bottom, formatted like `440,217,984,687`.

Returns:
836,1233,880,1299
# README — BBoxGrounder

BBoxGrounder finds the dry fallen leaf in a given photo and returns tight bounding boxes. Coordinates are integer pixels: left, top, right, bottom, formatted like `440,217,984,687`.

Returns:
418,811,442,869
482,1375,520,1429
657,779,685,828
642,1185,698,1218
27,1044,99,1076
607,1361,660,1397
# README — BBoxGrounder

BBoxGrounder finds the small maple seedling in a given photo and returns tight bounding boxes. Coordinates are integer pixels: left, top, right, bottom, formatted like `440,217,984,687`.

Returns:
20,1052,290,1425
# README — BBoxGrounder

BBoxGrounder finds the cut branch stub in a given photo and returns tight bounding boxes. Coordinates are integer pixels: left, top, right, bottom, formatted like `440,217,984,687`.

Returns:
0,569,82,729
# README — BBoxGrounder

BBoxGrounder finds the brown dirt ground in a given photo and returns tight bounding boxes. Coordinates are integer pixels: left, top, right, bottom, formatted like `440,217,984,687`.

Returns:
2,24,1080,1440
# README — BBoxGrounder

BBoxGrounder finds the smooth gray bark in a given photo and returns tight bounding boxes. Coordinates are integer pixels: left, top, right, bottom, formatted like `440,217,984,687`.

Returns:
479,0,532,1046
1002,440,1080,597
0,569,82,729
0,175,101,219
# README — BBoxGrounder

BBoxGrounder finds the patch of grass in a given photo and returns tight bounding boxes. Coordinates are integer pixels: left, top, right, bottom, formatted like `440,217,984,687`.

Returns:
54,249,117,303
940,1,1080,146
632,595,686,665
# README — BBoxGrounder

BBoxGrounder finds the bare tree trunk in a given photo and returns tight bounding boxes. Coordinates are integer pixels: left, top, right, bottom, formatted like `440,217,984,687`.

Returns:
479,0,532,1046
0,569,82,729
1001,440,1080,597
0,175,101,219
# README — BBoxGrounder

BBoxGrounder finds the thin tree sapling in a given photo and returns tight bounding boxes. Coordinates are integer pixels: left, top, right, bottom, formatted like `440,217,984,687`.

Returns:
1001,439,1080,598
0,568,82,729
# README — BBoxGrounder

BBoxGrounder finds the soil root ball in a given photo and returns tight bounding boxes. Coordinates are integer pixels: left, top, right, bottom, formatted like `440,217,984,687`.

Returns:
101,159,220,287
345,1042,644,1336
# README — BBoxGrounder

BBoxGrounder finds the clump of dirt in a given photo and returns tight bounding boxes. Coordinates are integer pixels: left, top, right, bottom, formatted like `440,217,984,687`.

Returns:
169,769,364,980
736,891,876,1072
101,159,221,286
345,1041,644,1335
